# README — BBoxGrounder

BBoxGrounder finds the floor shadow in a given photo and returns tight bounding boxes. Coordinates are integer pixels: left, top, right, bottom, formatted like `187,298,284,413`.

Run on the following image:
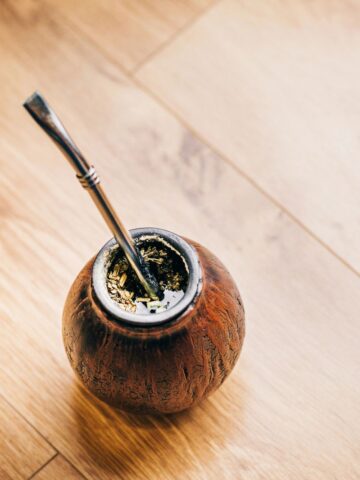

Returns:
70,375,248,479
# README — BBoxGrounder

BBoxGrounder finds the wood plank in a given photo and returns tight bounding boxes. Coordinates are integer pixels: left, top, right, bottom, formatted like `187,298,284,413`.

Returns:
32,455,84,480
41,0,213,71
137,0,360,272
0,396,55,480
0,2,360,480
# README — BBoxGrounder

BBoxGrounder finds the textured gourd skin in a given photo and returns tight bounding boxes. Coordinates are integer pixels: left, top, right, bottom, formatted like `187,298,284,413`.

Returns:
63,240,245,414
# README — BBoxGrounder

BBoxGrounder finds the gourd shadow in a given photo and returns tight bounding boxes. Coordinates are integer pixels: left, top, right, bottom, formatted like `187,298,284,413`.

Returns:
70,375,247,478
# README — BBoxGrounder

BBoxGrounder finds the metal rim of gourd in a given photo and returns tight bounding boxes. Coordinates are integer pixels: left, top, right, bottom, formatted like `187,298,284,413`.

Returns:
92,227,202,326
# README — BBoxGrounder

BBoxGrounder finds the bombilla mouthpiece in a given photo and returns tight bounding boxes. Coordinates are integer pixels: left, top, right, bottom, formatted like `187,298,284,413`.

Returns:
23,91,161,300
23,91,90,177
24,92,101,191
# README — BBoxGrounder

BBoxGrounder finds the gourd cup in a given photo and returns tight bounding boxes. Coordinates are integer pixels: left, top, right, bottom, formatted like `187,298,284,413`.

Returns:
63,227,245,414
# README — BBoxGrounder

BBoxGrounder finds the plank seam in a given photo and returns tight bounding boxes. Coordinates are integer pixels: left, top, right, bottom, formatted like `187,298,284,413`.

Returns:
131,0,223,74
132,78,360,279
0,393,58,454
27,452,59,480
0,394,89,479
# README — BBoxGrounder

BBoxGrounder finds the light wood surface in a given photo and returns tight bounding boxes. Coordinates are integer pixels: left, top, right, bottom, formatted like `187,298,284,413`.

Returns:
137,0,360,273
0,1,359,479
0,396,55,480
43,0,214,72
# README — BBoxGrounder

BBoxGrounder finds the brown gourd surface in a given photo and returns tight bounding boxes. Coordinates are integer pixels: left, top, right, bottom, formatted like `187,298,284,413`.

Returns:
63,241,245,414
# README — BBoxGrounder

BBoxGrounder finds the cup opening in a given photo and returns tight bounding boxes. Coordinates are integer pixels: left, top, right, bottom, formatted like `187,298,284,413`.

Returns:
92,228,202,326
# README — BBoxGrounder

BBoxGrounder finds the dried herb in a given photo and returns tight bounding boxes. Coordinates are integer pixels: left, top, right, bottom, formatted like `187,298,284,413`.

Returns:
107,237,188,315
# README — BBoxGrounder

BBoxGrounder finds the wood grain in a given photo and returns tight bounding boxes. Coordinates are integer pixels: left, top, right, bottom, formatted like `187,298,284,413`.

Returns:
0,1,359,479
32,455,84,480
137,0,360,272
0,396,55,480
42,0,214,71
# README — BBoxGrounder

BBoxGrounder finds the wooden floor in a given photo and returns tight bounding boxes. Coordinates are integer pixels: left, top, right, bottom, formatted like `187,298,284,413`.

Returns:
1,1,359,478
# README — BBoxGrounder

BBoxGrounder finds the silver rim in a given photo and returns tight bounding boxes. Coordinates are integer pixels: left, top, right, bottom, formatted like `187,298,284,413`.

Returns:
92,227,202,326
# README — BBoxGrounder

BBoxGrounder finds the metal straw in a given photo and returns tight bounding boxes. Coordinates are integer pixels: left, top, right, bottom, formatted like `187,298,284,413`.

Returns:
23,92,160,300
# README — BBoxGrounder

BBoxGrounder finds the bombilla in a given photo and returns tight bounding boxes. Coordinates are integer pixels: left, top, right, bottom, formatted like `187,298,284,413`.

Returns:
23,91,160,300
